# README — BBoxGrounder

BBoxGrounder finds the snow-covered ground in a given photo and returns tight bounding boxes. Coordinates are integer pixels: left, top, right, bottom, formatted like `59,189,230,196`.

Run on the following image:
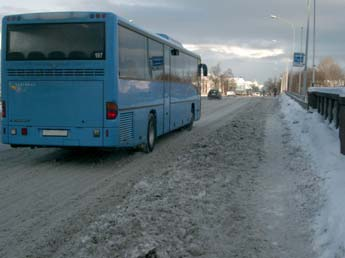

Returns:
0,97,258,258
0,119,10,152
0,96,339,258
281,94,345,258
49,97,320,258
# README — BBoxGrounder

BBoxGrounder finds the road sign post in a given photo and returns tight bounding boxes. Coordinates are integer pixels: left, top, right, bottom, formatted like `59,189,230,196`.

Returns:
293,52,305,67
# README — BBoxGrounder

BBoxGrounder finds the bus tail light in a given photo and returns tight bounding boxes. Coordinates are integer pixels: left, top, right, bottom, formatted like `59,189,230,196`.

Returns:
106,102,118,120
1,101,6,118
21,128,28,136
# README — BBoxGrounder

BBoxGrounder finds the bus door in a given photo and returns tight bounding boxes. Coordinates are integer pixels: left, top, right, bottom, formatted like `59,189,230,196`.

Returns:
163,46,171,133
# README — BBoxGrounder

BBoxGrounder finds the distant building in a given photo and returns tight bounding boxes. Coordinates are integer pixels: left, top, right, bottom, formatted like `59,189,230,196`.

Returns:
201,77,218,96
201,77,210,96
233,77,263,95
201,76,263,96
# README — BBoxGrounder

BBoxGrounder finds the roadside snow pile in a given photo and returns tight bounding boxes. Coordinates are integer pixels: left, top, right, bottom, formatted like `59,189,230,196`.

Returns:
281,94,345,258
59,102,267,258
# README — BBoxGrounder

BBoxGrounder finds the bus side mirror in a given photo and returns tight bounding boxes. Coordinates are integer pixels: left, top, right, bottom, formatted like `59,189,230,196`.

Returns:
202,64,208,77
198,64,208,77
171,49,179,56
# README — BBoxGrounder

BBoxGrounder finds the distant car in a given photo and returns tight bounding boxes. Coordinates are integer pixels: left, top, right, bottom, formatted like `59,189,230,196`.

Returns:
208,89,222,99
253,92,261,97
226,91,236,96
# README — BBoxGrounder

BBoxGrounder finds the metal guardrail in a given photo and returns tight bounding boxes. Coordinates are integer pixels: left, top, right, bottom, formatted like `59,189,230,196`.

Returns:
308,88,345,155
285,92,308,110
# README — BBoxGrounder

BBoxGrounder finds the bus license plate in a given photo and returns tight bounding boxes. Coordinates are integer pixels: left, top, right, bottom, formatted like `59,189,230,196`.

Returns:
42,130,68,137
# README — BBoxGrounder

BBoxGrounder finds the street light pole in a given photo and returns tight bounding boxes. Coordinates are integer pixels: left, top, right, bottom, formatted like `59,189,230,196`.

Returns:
312,0,316,86
303,0,311,97
298,26,304,94
270,14,296,92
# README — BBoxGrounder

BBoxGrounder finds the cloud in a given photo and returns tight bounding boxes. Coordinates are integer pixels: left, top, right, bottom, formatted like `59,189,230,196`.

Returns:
60,0,178,11
0,0,344,82
105,0,173,8
184,44,284,59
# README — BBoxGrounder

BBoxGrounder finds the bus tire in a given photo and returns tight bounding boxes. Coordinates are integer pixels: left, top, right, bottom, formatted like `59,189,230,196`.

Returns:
143,114,156,153
186,111,195,131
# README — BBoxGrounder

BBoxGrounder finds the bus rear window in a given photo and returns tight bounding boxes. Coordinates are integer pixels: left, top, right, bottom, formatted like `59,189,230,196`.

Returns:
6,23,105,61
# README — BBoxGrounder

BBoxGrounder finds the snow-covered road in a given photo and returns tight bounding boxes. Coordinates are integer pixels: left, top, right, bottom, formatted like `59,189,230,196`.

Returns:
0,97,322,258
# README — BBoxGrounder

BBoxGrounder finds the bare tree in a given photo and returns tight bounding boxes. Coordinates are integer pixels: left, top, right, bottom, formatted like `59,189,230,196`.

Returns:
228,78,237,91
316,57,344,86
264,77,281,95
209,63,222,90
289,57,344,93
251,85,260,92
209,64,234,95
220,68,233,95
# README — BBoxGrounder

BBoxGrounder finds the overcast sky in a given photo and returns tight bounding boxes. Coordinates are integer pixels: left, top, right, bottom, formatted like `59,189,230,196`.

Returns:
0,0,344,83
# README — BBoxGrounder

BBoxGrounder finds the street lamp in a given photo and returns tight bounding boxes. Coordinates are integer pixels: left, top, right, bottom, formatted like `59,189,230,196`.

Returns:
303,0,312,97
298,26,304,94
312,0,316,86
270,14,296,92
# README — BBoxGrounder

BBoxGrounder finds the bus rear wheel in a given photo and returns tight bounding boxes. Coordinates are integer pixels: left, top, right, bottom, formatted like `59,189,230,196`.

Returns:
185,111,195,131
143,114,156,153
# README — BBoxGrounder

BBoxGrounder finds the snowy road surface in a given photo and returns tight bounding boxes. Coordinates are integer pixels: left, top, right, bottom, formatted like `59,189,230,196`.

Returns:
0,97,321,258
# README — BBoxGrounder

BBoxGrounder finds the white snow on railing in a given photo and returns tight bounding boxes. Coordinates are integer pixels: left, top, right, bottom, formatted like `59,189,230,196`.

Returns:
308,87,345,97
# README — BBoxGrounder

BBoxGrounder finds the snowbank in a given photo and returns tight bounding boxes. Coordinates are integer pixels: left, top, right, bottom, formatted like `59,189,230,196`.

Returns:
281,94,345,258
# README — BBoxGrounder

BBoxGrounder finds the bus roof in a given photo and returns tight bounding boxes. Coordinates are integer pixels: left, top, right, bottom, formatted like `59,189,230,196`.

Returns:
3,11,201,60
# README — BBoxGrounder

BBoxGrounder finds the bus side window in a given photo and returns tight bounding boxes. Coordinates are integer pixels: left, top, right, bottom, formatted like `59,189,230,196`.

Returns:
171,51,183,83
164,46,171,81
118,25,149,80
171,52,198,85
148,39,164,81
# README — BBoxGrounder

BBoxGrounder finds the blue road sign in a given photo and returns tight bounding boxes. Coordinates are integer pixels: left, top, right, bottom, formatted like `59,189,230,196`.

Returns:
293,52,305,67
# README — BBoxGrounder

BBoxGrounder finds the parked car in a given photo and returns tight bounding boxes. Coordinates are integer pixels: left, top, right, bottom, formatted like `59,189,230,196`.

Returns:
208,89,222,99
226,91,236,96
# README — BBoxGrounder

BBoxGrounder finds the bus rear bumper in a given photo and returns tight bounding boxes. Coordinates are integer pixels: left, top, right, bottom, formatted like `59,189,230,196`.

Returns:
3,126,121,148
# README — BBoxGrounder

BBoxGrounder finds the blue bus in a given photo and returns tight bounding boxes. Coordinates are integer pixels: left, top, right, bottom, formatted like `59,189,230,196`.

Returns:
1,12,207,152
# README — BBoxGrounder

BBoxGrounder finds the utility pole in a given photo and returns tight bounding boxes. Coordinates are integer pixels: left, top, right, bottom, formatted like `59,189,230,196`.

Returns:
289,25,296,92
270,14,296,93
312,0,316,86
298,26,304,94
303,0,311,97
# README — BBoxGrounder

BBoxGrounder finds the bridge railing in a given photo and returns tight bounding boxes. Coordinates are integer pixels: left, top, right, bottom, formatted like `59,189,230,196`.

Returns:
308,87,345,155
285,91,308,109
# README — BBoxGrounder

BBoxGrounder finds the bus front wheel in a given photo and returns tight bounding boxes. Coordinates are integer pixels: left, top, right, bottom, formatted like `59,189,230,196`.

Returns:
143,114,156,153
